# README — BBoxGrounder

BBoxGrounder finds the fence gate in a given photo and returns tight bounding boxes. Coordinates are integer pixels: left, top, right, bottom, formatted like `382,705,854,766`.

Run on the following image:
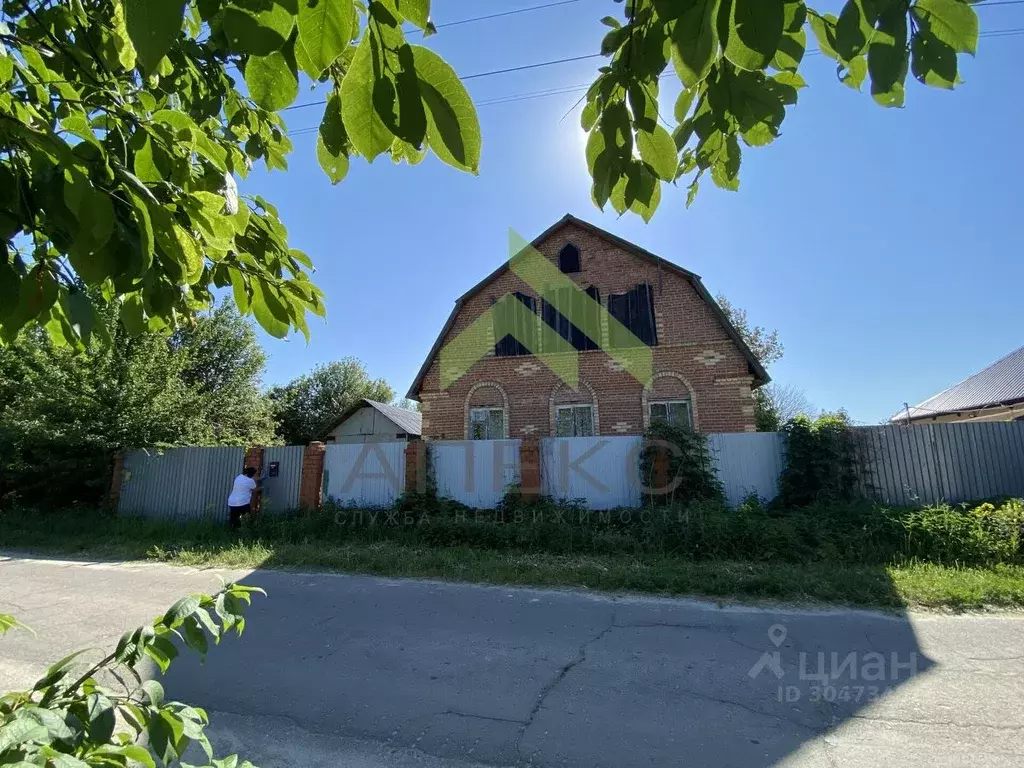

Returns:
259,445,305,514
432,440,521,509
541,436,642,510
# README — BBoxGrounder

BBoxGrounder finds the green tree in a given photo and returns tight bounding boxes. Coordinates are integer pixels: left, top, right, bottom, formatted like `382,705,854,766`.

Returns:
0,300,276,506
269,358,393,444
0,0,983,345
716,293,783,368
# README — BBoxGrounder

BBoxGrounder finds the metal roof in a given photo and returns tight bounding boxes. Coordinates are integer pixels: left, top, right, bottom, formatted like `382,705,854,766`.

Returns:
320,398,422,439
893,346,1024,422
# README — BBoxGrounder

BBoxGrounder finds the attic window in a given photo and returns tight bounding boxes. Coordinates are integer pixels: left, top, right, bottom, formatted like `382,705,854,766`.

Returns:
558,244,581,274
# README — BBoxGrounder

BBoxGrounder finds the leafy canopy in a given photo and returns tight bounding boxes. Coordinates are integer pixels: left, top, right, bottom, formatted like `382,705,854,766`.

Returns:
269,358,394,444
0,0,982,346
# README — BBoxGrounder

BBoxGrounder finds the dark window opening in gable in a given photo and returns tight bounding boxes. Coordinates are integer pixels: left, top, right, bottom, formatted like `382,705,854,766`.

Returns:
608,283,657,348
494,291,537,357
558,243,581,274
542,285,600,352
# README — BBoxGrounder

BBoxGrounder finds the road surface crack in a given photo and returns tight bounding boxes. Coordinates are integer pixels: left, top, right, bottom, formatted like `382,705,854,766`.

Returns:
515,607,617,764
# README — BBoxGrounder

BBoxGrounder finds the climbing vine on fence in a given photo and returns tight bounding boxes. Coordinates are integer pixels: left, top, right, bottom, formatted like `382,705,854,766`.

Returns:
641,419,723,507
778,412,859,507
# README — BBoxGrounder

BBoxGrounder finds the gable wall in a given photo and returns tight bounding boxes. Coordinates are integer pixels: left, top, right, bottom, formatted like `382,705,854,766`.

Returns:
416,222,756,439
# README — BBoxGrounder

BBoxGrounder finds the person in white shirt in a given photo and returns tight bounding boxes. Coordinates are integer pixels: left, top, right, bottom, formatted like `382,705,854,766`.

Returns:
227,466,260,529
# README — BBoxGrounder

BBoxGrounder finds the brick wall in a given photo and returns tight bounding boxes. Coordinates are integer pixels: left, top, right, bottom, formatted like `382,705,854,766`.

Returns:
298,442,326,510
417,221,758,439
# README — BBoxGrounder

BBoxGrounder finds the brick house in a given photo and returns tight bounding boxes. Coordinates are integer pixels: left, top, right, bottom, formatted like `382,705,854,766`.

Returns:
406,215,768,439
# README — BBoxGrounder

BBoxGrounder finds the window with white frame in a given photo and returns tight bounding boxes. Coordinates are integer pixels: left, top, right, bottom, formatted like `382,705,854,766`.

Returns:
649,400,692,430
555,404,595,437
469,408,504,440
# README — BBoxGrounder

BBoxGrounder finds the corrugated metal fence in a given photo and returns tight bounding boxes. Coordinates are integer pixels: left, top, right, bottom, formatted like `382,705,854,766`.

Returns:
115,423,1024,519
432,440,521,509
323,442,405,508
541,436,642,509
260,445,305,514
118,446,244,521
708,432,788,507
855,422,1024,505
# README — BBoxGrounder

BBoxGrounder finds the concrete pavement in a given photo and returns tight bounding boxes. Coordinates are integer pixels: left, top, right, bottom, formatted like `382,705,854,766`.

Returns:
1,555,1022,767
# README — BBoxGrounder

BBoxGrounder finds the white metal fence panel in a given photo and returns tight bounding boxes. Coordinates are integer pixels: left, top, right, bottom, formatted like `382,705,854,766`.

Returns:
541,436,643,509
708,432,787,507
432,440,521,509
118,446,244,521
324,442,406,507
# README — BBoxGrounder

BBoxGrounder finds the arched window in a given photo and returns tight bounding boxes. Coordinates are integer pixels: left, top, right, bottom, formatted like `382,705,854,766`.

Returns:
558,243,581,273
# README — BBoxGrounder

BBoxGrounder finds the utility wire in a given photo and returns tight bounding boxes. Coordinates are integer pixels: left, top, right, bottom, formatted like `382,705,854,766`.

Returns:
430,0,580,29
285,26,1024,131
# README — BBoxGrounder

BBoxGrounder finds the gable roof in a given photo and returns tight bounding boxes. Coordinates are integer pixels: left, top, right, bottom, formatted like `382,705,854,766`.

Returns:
322,399,422,438
892,346,1024,423
406,213,770,399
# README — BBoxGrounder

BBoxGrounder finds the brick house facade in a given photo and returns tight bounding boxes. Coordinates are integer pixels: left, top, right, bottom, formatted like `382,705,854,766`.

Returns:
407,215,768,439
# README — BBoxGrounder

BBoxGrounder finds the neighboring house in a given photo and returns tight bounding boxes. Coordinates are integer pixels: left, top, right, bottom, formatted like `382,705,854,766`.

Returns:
322,399,422,443
892,346,1024,425
407,214,769,439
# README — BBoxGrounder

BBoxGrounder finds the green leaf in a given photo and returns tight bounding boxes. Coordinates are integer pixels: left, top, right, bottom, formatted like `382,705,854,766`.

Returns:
581,100,599,131
601,15,621,29
686,179,699,208
164,595,201,626
397,0,430,29
410,45,481,173
230,269,251,313
637,125,678,182
341,34,397,160
840,54,869,90
317,135,350,183
674,86,697,122
808,12,840,61
722,0,785,71
66,291,96,343
911,30,957,89
86,693,116,743
134,136,163,183
245,48,299,110
670,0,721,87
771,27,805,72
868,4,909,107
835,0,877,60
142,679,165,707
3,266,58,342
222,2,295,55
0,719,48,753
124,0,186,72
297,0,353,75
144,634,179,673
251,278,290,338
913,0,978,55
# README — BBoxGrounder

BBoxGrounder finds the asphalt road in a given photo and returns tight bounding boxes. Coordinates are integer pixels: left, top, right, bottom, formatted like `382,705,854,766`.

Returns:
1,555,1023,767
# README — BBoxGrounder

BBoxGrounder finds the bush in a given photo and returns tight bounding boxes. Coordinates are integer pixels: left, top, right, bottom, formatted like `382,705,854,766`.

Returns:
640,420,723,506
777,411,858,507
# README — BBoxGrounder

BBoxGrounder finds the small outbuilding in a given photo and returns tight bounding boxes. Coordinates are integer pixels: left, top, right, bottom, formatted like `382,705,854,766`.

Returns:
322,399,422,444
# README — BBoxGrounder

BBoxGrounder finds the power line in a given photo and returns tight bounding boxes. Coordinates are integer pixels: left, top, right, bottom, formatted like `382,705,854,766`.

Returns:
285,26,1024,130
430,0,580,30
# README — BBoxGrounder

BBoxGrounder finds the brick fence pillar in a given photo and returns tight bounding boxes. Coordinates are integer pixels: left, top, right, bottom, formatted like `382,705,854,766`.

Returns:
405,439,427,494
520,437,541,500
244,446,264,515
298,442,326,512
108,451,126,511
653,448,670,499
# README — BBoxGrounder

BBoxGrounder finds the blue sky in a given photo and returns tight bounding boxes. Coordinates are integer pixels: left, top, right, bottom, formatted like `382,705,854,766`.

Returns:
241,0,1024,425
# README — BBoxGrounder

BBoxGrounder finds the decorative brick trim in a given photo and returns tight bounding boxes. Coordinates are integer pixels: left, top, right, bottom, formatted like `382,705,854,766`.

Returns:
464,381,510,439
298,442,326,512
549,378,600,436
642,371,699,430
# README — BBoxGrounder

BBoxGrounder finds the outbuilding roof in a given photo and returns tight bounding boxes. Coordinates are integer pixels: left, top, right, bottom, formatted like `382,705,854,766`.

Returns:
322,398,422,438
893,346,1024,422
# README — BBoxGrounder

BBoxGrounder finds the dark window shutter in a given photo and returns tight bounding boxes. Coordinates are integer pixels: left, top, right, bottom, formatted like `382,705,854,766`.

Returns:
558,244,581,273
494,292,536,357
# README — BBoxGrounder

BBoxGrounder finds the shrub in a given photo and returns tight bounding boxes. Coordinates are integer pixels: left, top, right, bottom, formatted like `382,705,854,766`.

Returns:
777,411,859,507
0,584,263,767
640,420,723,506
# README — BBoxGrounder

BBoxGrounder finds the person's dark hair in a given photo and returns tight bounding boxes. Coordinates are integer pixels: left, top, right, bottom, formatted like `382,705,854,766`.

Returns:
244,466,257,478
